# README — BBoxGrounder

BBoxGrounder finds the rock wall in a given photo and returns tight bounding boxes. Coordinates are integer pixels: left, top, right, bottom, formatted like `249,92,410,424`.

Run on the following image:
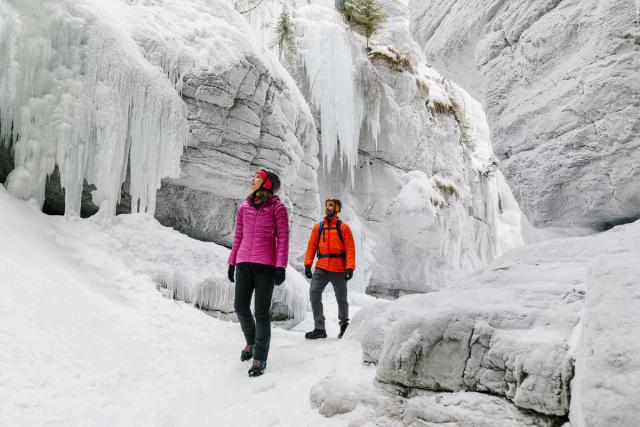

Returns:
410,0,640,229
155,55,320,266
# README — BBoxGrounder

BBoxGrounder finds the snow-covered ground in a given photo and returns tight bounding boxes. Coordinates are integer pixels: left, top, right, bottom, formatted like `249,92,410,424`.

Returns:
0,186,379,426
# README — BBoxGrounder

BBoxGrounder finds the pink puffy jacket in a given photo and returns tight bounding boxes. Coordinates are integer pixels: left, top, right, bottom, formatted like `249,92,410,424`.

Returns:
228,195,289,268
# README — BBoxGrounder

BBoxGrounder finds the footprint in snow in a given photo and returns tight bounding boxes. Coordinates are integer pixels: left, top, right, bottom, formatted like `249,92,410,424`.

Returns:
251,378,276,393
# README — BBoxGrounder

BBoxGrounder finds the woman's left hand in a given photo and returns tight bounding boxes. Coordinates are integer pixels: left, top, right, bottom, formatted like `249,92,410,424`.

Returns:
274,268,286,286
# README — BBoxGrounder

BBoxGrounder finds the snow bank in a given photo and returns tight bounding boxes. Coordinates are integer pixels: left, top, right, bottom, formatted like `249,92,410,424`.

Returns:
46,206,308,328
0,185,376,426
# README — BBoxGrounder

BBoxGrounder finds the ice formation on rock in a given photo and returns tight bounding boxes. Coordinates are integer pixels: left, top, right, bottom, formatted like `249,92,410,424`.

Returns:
0,0,189,215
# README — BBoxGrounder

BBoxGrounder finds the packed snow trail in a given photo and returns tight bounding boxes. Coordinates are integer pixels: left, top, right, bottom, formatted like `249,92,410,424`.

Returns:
0,187,376,426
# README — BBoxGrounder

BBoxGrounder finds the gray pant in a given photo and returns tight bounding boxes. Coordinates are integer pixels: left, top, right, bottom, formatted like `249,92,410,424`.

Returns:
310,268,349,330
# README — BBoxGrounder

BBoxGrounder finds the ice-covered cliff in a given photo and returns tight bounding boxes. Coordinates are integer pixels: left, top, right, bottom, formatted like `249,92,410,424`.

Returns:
242,0,524,295
0,0,320,264
0,0,527,294
410,0,640,230
0,0,191,215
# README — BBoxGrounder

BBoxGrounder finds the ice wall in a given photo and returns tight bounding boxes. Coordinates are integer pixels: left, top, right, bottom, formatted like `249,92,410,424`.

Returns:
0,0,188,215
295,6,365,181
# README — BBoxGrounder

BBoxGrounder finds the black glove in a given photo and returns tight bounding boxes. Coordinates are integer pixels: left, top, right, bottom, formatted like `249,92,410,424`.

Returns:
304,265,313,279
274,268,286,286
228,265,235,283
345,269,353,281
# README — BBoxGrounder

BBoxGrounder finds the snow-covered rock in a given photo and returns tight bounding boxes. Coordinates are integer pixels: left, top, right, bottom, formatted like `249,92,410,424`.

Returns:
570,245,640,426
409,0,640,229
350,219,640,420
403,392,559,427
309,375,559,426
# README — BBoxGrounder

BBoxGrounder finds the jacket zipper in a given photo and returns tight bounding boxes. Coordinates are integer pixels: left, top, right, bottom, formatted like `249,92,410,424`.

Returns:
249,204,260,259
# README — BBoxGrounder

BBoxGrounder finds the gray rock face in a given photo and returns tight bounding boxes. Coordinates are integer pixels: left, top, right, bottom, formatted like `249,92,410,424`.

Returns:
351,220,640,421
155,55,320,265
570,227,640,427
403,392,560,426
309,375,560,426
410,0,640,229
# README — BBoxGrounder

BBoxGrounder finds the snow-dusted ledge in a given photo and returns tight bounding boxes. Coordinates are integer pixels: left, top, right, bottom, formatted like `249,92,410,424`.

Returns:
324,219,640,424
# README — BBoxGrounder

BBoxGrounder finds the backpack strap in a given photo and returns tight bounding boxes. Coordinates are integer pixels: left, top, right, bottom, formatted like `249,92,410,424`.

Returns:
335,220,344,248
316,221,324,258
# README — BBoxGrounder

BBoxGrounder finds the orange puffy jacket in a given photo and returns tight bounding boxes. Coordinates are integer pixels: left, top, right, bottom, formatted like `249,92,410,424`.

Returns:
304,216,356,273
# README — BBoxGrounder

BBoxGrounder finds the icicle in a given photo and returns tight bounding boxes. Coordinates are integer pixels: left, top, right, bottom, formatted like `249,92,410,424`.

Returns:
0,0,188,216
296,6,364,183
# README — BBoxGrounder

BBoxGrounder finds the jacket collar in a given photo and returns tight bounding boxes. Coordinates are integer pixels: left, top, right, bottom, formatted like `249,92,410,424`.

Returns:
324,215,339,226
246,194,279,208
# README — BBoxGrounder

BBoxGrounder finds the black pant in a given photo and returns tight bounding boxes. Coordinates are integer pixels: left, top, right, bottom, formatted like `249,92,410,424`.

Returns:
234,262,276,361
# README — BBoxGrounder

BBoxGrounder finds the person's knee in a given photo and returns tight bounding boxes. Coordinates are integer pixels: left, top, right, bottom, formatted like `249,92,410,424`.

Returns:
234,300,251,316
335,290,348,304
254,308,271,320
310,288,323,299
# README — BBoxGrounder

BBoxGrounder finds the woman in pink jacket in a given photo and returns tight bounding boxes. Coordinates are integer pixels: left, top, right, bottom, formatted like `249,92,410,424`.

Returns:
227,169,289,377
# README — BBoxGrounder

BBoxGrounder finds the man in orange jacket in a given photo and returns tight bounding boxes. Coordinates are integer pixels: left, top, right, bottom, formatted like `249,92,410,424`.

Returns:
304,199,356,339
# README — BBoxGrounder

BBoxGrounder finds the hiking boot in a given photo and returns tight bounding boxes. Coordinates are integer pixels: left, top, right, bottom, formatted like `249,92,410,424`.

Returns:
305,329,327,339
240,344,254,362
338,323,349,339
248,359,267,377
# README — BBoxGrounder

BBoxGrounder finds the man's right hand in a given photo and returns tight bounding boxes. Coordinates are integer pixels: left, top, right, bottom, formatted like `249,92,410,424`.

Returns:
304,265,313,279
228,265,235,283
345,269,353,281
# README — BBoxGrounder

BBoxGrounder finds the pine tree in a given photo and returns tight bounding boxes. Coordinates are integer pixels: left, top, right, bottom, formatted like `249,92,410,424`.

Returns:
274,5,296,61
336,0,354,28
344,0,385,49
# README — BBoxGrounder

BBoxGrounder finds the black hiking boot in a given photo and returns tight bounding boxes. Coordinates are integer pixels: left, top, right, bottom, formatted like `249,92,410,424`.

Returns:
240,345,254,362
338,323,349,339
248,359,267,377
305,329,327,339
